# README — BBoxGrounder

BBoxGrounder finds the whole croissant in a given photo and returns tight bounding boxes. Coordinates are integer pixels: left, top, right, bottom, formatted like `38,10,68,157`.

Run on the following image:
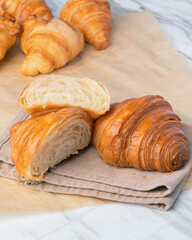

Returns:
0,16,21,60
10,108,93,181
19,16,84,76
60,0,113,50
92,95,188,172
0,0,53,24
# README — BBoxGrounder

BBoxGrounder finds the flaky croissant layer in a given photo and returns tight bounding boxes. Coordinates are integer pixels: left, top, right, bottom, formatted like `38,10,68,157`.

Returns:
92,95,188,172
10,108,93,181
60,0,113,50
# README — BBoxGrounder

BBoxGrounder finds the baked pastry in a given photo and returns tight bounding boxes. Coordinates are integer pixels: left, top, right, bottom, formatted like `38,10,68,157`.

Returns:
19,75,110,119
92,95,188,172
60,0,113,50
0,16,21,60
10,108,93,181
0,0,53,24
19,16,84,76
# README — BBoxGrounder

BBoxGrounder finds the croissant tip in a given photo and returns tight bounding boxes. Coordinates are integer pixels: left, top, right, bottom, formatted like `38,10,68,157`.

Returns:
94,40,110,50
169,148,188,171
93,32,110,50
20,64,39,76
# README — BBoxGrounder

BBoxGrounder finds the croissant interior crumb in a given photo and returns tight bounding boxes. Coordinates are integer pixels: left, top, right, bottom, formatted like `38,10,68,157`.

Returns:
19,75,110,119
30,119,91,180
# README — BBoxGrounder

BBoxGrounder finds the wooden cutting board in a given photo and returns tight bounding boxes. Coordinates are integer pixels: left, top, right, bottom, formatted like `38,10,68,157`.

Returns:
0,11,192,212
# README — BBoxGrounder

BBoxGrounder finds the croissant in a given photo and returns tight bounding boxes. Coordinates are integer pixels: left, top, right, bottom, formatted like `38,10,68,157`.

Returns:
19,16,84,76
0,0,53,24
60,0,113,50
10,108,93,181
0,16,21,60
92,95,188,172
19,75,110,119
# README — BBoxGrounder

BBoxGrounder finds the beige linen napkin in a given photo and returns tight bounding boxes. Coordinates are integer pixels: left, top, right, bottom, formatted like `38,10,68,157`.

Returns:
0,109,192,210
0,10,192,211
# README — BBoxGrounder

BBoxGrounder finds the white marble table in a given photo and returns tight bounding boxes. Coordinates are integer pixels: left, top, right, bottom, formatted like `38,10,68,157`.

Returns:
0,1,192,239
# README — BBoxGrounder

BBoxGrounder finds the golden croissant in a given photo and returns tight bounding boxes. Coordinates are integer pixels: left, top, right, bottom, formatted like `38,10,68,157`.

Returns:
0,16,21,60
19,16,84,76
0,0,53,24
92,95,188,172
10,108,93,181
60,0,113,50
19,75,110,119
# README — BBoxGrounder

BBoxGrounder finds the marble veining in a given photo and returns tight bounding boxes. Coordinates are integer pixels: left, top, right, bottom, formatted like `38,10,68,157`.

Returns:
1,0,192,239
0,189,192,240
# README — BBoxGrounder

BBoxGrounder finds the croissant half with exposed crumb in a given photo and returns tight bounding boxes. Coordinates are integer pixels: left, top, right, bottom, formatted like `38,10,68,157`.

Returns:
60,0,113,50
0,16,21,60
92,95,188,172
10,108,93,181
19,16,84,76
0,0,53,24
19,75,110,119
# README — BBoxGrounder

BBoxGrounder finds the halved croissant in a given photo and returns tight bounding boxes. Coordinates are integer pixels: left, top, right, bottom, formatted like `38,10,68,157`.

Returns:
19,16,84,76
10,108,93,181
0,16,21,60
0,0,53,24
92,95,188,172
19,75,110,119
60,0,113,50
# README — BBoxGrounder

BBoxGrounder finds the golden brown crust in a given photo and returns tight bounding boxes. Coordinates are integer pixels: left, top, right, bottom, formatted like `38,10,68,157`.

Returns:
19,16,84,76
20,105,106,120
0,16,21,60
10,108,93,181
0,16,21,34
0,0,53,24
92,95,189,172
60,0,113,50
